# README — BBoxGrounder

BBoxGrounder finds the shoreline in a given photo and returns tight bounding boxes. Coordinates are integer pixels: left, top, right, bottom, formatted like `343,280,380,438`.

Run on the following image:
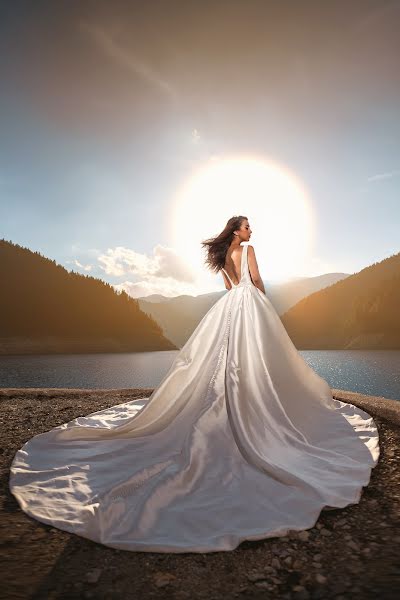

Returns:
1,388,399,599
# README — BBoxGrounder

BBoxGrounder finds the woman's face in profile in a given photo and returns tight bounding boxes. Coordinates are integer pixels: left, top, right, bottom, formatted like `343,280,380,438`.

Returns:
238,220,252,241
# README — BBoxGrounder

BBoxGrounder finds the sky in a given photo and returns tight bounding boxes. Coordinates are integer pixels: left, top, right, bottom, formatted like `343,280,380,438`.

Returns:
1,0,399,297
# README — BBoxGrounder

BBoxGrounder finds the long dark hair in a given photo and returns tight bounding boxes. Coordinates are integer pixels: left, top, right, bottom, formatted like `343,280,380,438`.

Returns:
201,215,248,273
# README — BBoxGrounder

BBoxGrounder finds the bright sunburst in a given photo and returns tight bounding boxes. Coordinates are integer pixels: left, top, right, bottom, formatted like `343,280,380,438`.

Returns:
171,154,315,286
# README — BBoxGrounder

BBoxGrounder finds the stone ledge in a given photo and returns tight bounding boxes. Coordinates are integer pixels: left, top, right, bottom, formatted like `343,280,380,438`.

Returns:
332,388,400,426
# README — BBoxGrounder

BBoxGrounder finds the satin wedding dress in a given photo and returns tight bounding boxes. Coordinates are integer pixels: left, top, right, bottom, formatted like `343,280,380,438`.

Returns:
9,244,380,553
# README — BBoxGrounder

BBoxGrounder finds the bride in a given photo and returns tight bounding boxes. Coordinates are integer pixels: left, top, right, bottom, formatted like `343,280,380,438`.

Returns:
9,215,380,553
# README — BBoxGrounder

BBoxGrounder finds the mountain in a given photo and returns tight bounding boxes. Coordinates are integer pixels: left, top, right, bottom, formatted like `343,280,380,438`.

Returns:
137,294,172,304
267,273,349,314
138,273,350,348
281,252,400,349
0,239,177,355
4,236,396,354
139,292,222,348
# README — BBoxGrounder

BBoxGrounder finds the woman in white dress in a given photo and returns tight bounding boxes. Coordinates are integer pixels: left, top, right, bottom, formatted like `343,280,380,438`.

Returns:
9,215,380,553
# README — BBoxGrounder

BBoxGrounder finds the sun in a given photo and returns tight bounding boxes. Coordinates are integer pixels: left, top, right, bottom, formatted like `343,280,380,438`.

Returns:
171,154,315,287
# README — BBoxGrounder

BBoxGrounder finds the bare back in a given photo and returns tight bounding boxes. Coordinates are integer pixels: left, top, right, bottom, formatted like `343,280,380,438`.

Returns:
223,246,244,286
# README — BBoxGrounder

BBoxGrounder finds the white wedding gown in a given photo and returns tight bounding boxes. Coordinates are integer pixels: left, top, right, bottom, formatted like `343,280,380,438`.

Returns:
9,244,380,553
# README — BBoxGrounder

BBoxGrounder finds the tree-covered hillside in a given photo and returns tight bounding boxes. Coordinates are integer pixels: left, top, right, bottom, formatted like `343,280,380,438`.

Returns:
281,251,400,349
0,239,177,354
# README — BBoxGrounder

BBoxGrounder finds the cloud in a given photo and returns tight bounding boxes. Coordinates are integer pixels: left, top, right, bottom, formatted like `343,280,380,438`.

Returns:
97,244,195,283
78,21,179,103
73,259,93,271
65,258,93,272
367,169,400,182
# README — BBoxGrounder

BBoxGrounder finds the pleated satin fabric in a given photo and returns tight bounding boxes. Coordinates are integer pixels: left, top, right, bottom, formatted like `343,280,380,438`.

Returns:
9,244,380,553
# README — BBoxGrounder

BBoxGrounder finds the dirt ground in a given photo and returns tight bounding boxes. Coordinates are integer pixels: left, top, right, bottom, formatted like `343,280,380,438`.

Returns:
1,388,399,600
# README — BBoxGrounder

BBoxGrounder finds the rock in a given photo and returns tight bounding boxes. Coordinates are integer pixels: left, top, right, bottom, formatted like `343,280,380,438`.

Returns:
153,571,176,587
292,585,310,599
293,560,303,569
264,566,277,574
347,540,359,551
271,557,281,569
320,528,332,536
247,572,267,582
313,553,322,561
348,563,362,574
255,581,273,590
315,574,327,584
85,568,102,584
31,529,48,540
298,530,310,541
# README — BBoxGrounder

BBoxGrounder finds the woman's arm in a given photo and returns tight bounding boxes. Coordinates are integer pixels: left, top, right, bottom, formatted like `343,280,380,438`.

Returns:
247,245,266,294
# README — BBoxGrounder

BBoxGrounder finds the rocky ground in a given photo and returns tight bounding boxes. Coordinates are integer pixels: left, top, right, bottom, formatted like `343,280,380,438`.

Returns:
0,387,399,600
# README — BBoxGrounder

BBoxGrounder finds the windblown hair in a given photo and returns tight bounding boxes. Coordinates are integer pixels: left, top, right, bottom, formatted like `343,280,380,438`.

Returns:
201,215,248,273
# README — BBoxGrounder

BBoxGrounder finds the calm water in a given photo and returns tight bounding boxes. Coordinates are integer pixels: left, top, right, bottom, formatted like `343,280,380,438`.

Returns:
0,350,399,401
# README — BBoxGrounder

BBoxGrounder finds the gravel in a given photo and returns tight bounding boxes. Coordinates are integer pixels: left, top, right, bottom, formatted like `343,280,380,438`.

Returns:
0,387,399,600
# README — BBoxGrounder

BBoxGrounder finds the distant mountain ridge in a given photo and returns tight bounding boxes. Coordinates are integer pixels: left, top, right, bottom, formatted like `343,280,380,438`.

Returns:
0,239,177,355
138,273,349,348
268,272,350,314
138,292,221,349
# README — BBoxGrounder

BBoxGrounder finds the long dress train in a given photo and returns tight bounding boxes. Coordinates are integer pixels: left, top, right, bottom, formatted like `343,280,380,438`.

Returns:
9,244,380,553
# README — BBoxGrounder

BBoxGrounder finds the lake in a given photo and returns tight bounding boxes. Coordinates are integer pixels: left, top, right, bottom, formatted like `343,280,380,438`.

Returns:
0,349,399,401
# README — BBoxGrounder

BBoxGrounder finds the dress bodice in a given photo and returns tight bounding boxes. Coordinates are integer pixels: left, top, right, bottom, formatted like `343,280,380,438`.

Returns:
221,244,252,289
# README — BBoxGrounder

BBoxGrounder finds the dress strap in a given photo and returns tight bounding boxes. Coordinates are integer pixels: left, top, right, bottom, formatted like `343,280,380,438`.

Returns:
221,267,233,286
